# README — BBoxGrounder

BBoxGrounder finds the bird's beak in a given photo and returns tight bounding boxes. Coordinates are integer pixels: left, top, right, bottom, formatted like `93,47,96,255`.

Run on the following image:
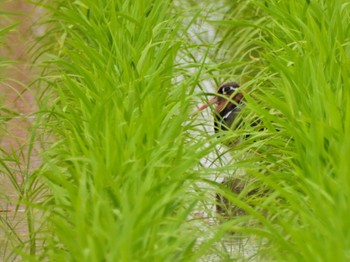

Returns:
195,97,218,112
193,92,243,117
196,96,231,113
192,96,227,118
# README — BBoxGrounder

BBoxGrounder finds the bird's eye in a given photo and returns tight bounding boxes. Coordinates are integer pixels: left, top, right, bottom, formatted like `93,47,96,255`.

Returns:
221,86,235,95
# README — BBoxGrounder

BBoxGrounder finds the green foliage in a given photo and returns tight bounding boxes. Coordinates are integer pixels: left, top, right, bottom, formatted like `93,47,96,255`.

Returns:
34,0,215,261
213,0,350,261
259,1,350,260
1,0,350,261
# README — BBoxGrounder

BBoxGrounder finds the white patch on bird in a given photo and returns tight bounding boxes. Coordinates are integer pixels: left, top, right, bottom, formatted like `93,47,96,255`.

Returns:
222,86,235,95
222,109,234,121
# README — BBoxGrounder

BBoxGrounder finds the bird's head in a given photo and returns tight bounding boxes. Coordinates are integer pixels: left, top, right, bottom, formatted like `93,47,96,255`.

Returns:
193,82,244,133
196,82,243,114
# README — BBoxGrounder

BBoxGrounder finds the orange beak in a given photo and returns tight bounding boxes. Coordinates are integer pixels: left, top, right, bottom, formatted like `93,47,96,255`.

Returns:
192,96,227,118
195,97,218,112
192,92,243,117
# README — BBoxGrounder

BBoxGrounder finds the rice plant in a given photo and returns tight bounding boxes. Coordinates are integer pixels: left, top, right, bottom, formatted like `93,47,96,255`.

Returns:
29,0,223,261
208,0,350,261
1,0,350,261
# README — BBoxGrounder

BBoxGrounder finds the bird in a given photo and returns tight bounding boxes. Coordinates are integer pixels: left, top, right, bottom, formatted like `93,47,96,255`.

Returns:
196,82,244,134
195,82,253,217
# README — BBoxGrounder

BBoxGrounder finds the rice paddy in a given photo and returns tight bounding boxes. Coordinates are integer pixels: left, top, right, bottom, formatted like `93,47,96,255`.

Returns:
1,0,350,261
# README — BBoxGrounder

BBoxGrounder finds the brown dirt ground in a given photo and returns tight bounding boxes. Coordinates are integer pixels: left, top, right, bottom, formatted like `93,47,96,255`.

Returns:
0,1,45,258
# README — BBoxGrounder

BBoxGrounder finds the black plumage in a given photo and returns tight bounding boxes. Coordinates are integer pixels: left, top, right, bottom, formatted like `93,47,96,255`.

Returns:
213,82,244,133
